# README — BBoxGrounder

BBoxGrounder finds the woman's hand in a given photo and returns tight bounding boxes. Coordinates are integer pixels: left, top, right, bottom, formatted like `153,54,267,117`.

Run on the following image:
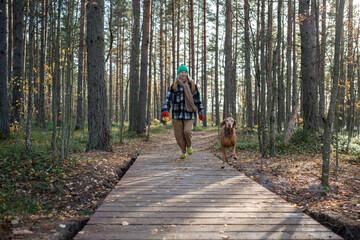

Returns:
199,115,204,120
162,112,169,117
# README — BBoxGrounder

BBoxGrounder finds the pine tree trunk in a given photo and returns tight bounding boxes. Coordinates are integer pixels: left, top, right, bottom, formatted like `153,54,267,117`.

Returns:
38,0,48,128
86,0,112,151
26,0,36,151
129,0,141,131
285,0,292,129
75,0,86,130
52,0,62,154
322,0,345,192
138,0,152,133
292,0,297,110
268,0,275,157
0,0,9,135
346,0,354,132
224,0,232,119
11,0,25,124
172,0,176,79
254,0,260,126
147,6,154,126
7,0,12,87
159,1,164,123
115,28,120,123
189,0,195,79
260,0,266,158
214,0,219,125
108,0,113,126
276,0,284,132
244,0,252,129
299,0,317,130
319,0,326,118
202,0,207,127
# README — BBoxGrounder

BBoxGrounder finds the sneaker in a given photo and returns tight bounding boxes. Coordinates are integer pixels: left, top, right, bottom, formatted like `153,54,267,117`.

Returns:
187,147,193,155
180,153,186,159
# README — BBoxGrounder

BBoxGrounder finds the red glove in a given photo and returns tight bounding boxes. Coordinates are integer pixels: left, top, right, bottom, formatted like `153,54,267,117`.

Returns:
199,114,204,120
162,112,169,117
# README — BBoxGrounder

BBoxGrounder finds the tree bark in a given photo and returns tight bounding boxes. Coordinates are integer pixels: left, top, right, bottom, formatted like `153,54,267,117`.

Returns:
26,0,36,151
267,0,275,157
260,0,266,158
129,0,141,131
0,0,9,135
189,0,195,80
319,0,326,118
224,0,232,119
11,0,25,124
244,0,253,129
159,0,164,123
202,0,207,127
321,0,345,192
214,0,219,126
75,0,86,130
277,0,284,132
138,0,152,133
86,0,112,151
38,0,48,128
346,0,354,132
172,0,176,79
108,0,113,126
299,0,317,130
286,0,292,129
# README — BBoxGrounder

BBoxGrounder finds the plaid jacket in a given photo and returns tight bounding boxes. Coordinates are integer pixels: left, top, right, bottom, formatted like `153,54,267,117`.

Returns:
161,82,204,120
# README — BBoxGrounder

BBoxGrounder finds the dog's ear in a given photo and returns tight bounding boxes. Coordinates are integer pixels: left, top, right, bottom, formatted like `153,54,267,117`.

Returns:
220,120,225,127
233,120,237,128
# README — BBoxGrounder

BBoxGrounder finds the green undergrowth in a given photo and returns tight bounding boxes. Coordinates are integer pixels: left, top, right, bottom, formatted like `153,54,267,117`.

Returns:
0,121,169,218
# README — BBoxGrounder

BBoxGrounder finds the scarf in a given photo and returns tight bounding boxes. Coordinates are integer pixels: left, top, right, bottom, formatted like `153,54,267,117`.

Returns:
176,75,198,113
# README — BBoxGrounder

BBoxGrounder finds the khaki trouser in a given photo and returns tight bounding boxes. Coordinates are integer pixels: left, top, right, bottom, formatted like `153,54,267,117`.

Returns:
173,119,194,153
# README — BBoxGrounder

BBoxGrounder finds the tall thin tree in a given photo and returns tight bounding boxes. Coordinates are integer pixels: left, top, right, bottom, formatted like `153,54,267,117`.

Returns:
224,0,232,118
0,0,9,135
202,0,207,127
11,0,25,124
75,0,86,130
244,0,253,129
138,0,152,133
321,0,345,192
299,0,318,130
214,0,219,126
25,0,36,151
129,0,141,131
86,0,112,151
38,0,48,128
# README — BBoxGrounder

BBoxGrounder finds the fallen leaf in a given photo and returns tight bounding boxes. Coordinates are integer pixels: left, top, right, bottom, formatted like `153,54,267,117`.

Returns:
151,229,158,233
122,221,129,226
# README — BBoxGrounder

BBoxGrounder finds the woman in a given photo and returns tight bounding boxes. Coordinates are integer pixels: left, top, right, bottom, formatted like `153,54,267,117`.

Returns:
161,64,204,159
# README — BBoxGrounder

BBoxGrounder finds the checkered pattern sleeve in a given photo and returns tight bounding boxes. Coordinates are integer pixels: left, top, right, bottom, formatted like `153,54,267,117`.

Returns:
161,84,174,114
194,84,204,116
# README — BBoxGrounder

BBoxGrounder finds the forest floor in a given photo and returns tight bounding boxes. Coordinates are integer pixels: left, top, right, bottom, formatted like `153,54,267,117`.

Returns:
1,129,359,240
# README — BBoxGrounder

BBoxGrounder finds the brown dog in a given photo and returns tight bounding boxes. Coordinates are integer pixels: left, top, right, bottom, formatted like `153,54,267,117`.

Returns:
220,117,237,168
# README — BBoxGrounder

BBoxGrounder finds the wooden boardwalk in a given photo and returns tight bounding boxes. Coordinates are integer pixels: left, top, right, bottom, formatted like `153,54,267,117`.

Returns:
75,139,342,239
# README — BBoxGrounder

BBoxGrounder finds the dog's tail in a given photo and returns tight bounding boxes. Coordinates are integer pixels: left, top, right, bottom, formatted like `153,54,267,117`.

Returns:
235,125,248,134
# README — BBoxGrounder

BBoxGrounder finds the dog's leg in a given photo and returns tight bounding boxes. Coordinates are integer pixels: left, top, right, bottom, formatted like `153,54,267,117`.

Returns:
221,147,228,169
232,145,238,159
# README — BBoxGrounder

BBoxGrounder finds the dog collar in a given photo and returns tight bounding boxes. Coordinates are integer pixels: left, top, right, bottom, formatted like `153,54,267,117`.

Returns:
224,129,234,135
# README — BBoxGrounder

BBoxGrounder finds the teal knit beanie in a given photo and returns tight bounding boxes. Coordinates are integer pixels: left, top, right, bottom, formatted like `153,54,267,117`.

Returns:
177,64,189,75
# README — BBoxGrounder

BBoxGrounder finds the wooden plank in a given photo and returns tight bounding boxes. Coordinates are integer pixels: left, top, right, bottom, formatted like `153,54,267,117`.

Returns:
96,206,302,213
92,211,311,218
80,224,333,232
76,226,342,240
88,217,320,225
